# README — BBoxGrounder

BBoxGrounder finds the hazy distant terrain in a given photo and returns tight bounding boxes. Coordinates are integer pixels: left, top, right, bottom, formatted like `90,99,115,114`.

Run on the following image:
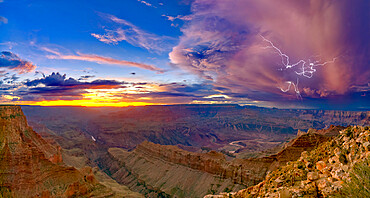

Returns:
22,105,369,154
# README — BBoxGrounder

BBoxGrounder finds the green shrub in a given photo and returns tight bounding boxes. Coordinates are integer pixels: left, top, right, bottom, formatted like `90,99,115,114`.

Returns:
223,187,232,193
0,187,12,198
336,159,370,197
344,128,353,138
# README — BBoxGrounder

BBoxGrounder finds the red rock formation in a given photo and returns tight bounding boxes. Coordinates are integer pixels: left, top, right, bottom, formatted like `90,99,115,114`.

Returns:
0,106,113,197
122,128,336,188
98,129,334,197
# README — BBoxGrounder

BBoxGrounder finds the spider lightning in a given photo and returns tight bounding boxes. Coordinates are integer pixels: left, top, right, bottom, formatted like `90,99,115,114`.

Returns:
260,35,337,99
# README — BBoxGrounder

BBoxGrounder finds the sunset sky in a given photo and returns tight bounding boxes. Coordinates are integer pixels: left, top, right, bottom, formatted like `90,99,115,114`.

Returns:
0,0,369,109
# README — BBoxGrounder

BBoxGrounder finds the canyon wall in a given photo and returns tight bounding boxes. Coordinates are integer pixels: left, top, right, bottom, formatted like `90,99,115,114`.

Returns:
99,127,338,197
0,106,114,197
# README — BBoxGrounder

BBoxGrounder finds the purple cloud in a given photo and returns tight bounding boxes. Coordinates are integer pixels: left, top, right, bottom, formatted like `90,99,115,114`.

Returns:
25,72,124,88
169,0,369,107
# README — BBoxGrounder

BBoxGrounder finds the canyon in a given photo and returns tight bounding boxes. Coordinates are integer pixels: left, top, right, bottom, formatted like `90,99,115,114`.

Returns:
0,105,368,197
16,105,369,197
21,105,369,152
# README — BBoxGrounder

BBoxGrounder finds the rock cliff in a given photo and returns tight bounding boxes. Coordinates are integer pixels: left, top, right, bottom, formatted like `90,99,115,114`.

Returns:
0,106,113,197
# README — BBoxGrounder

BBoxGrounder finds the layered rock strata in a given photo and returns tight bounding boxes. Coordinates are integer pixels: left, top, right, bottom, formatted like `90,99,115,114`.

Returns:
0,106,113,197
99,127,337,197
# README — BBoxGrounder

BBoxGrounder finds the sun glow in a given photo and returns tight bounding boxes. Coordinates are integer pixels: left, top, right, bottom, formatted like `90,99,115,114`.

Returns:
12,87,161,107
204,94,231,99
28,100,155,107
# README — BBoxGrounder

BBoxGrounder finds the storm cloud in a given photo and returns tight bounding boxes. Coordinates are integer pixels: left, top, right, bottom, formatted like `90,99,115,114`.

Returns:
170,0,369,107
25,72,124,89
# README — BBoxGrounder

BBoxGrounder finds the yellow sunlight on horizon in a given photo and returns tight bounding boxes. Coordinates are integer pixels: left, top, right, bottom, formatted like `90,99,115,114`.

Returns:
27,100,156,107
8,87,162,107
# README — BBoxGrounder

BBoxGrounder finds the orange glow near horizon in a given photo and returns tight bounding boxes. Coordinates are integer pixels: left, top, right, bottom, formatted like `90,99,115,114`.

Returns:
5,87,164,107
26,89,160,107
1,85,236,107
25,99,157,107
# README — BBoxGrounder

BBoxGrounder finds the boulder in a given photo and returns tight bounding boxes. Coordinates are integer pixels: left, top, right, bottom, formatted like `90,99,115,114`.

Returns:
316,161,327,172
307,172,319,181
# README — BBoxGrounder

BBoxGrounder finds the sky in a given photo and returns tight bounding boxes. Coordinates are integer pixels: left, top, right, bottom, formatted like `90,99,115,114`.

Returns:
0,0,369,109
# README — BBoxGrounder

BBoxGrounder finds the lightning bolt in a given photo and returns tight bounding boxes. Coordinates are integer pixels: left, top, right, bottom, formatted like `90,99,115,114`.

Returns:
260,35,337,99
279,78,302,100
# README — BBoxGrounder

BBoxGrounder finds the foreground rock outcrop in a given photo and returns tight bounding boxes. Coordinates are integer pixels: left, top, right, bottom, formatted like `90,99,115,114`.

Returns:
209,126,370,197
0,106,114,197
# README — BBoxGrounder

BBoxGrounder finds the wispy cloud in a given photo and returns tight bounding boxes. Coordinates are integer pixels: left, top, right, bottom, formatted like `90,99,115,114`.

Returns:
0,51,37,73
136,0,156,8
91,13,175,53
162,14,193,27
78,75,95,80
42,47,164,73
0,0,6,24
162,14,193,22
0,16,8,24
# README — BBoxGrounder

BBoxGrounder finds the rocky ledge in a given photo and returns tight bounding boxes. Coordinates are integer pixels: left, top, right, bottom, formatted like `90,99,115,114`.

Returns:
207,126,370,197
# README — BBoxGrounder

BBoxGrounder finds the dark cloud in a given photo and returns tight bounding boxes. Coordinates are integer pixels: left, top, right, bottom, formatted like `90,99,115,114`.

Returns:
128,82,221,104
164,83,216,95
0,51,37,73
170,0,369,108
11,72,127,101
16,73,220,103
25,72,77,87
25,72,123,89
0,69,258,105
3,74,19,83
78,75,95,80
34,71,45,77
